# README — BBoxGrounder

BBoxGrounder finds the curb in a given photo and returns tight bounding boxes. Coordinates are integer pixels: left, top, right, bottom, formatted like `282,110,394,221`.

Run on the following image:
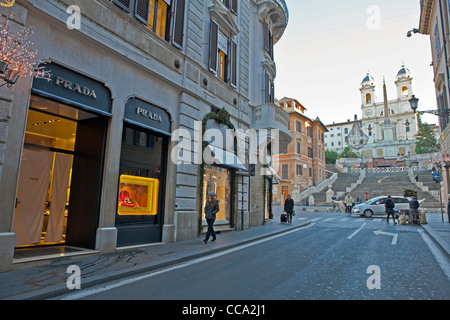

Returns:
421,224,450,259
5,222,311,300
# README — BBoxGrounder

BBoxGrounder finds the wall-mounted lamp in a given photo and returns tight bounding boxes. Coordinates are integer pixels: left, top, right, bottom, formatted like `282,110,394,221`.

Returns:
407,28,419,37
0,16,50,88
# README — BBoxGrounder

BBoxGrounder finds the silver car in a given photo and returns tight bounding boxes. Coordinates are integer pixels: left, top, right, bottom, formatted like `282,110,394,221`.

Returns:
352,196,410,218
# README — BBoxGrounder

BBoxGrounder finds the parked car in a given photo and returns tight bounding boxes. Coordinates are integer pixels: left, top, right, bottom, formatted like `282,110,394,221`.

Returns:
352,196,410,218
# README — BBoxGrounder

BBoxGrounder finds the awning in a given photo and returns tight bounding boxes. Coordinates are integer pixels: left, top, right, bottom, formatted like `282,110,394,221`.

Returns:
267,165,284,183
206,146,247,171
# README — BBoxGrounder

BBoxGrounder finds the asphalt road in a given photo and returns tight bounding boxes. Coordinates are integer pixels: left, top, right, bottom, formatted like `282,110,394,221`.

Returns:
58,210,450,300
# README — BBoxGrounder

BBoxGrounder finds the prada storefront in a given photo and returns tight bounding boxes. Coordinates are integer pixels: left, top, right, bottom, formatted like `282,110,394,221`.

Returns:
116,97,171,247
12,62,111,251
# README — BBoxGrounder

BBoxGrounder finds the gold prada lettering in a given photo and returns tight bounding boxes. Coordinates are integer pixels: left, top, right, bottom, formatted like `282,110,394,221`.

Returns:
55,76,97,99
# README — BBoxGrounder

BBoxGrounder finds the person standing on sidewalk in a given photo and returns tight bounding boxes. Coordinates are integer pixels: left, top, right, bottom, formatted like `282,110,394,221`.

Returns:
284,194,294,224
344,194,354,215
385,195,396,225
409,195,420,224
203,191,219,244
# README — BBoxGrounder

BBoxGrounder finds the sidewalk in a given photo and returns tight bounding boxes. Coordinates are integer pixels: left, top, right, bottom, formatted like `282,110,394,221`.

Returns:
0,207,448,300
0,216,309,300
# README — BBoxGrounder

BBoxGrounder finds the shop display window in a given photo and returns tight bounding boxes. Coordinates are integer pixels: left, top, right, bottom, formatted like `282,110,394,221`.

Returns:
118,175,159,216
202,165,232,223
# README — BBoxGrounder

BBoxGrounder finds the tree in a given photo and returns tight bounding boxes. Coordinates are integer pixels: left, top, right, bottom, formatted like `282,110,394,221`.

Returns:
325,150,338,164
339,146,358,159
415,123,440,154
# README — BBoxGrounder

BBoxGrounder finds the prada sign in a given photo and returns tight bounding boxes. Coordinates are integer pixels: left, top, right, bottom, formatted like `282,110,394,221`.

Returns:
55,76,97,99
32,62,112,116
125,97,171,136
136,107,163,123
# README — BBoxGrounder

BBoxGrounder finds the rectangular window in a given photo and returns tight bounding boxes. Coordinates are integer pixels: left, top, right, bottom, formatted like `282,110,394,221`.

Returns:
209,19,237,87
308,147,313,158
264,71,275,103
282,164,289,180
296,121,301,133
147,0,169,40
263,21,274,60
435,24,441,61
113,0,185,49
297,142,301,155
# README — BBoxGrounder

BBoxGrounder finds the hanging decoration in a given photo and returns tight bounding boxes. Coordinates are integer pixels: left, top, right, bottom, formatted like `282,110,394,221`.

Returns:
0,1,15,7
345,115,369,151
0,13,50,87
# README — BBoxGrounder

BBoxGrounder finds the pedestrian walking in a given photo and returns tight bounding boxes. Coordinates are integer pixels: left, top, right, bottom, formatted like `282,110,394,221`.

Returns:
344,194,354,215
409,195,420,225
203,191,219,244
385,195,396,225
284,194,294,224
447,196,450,223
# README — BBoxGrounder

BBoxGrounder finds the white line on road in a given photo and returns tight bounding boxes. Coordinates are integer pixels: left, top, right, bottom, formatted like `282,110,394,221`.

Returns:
323,218,335,222
309,218,322,222
374,219,382,222
418,229,450,281
373,230,398,245
56,223,316,300
347,223,367,240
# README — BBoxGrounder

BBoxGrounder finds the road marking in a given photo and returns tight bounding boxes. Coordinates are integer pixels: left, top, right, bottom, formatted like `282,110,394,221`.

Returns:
310,218,322,222
340,218,350,222
297,218,308,221
323,218,335,222
418,229,450,281
55,223,316,300
373,230,398,245
347,223,367,240
374,219,382,222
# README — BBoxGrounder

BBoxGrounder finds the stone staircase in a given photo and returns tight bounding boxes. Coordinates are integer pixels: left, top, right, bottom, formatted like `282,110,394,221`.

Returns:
309,172,360,205
308,170,442,209
351,171,441,209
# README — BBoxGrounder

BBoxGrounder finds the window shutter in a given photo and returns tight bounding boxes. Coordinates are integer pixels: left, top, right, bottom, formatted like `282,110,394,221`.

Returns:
270,80,275,103
113,0,131,12
209,20,219,74
229,40,237,88
269,31,274,60
171,0,185,49
231,0,238,14
264,71,270,103
263,21,270,53
134,0,150,25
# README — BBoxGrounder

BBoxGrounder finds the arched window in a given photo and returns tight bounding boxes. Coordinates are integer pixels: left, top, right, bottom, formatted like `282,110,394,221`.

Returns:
366,93,372,104
402,86,409,97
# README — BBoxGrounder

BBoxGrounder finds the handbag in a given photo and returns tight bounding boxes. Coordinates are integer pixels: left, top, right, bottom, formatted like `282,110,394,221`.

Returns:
292,210,296,217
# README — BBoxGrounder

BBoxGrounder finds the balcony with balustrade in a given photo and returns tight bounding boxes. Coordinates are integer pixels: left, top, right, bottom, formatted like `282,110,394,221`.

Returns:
251,0,289,43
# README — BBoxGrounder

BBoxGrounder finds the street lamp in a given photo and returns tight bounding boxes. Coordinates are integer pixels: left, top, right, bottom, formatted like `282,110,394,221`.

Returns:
409,94,450,117
409,95,419,113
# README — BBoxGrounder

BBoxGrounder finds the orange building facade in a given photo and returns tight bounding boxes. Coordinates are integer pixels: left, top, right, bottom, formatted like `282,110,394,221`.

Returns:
273,98,328,204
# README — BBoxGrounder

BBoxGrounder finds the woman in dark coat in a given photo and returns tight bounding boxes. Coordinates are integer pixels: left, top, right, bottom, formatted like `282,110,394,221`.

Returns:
284,194,295,224
385,196,396,225
203,191,219,244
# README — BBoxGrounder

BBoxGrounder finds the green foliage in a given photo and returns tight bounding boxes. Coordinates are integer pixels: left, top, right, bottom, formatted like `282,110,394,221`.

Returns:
415,123,440,154
403,189,417,198
325,150,338,164
339,146,358,159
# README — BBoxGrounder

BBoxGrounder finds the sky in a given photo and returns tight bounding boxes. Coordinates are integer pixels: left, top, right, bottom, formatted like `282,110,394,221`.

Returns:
274,0,437,126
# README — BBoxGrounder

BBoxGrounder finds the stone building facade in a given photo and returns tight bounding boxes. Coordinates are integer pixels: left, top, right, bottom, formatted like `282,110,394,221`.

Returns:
0,0,291,272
